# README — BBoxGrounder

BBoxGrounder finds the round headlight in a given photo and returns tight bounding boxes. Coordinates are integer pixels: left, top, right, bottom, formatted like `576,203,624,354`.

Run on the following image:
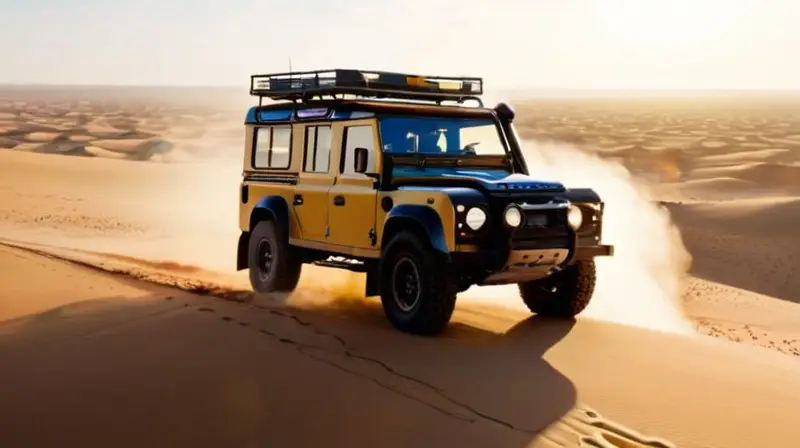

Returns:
504,206,522,228
465,207,487,230
567,205,583,230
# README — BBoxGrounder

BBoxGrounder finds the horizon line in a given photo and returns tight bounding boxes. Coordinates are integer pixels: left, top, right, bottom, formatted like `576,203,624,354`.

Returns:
1,82,799,92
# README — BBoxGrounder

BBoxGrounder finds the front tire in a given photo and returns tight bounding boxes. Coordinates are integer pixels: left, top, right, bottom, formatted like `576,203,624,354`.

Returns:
379,231,457,335
248,220,302,293
518,260,596,318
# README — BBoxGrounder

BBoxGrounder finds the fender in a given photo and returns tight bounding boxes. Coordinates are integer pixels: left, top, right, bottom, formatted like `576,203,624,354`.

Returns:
557,188,601,203
236,195,290,271
381,204,449,255
367,204,449,297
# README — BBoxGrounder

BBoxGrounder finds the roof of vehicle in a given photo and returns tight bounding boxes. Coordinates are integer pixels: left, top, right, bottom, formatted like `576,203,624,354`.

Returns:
244,99,497,125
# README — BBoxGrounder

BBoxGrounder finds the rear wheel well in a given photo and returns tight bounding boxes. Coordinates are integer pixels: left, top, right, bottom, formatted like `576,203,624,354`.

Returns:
250,208,275,231
237,208,278,271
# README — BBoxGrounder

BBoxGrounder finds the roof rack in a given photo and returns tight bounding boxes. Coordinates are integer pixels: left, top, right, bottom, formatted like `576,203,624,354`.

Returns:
249,69,484,106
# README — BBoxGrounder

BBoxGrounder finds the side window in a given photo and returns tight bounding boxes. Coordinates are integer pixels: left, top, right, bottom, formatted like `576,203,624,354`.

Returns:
303,125,332,173
253,126,292,169
341,125,376,174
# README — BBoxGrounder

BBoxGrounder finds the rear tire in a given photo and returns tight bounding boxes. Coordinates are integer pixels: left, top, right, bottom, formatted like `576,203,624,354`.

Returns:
379,231,457,336
518,260,596,318
248,220,302,293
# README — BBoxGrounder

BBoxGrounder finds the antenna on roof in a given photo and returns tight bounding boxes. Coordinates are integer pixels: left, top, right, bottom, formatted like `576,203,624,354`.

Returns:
288,57,296,103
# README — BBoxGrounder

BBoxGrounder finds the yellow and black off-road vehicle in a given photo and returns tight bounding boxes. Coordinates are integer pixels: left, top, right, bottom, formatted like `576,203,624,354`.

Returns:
237,69,614,335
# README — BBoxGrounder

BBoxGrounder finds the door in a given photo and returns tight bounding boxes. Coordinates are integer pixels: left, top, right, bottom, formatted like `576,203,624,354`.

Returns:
327,123,379,250
293,124,335,243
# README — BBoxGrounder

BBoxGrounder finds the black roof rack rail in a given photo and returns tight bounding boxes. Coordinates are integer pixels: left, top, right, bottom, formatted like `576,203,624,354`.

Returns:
249,69,484,107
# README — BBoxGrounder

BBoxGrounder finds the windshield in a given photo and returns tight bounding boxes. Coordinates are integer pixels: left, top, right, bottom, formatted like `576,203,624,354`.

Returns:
378,115,507,156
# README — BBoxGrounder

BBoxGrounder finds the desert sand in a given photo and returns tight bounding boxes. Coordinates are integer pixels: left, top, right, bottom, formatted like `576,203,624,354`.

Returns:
1,88,800,447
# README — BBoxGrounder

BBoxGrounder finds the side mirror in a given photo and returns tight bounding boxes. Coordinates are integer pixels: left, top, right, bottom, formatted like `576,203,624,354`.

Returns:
353,147,369,173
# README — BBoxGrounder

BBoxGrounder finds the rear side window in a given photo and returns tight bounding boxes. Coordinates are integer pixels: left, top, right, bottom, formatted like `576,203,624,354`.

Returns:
254,126,292,169
303,125,332,173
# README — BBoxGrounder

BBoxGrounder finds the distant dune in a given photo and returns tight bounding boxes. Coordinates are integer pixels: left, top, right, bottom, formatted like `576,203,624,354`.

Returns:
514,96,800,200
694,148,793,166
689,162,800,194
0,86,244,162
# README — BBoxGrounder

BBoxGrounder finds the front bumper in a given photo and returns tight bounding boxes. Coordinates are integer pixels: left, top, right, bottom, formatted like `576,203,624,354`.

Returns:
451,243,614,286
451,199,614,286
480,247,569,285
575,244,614,259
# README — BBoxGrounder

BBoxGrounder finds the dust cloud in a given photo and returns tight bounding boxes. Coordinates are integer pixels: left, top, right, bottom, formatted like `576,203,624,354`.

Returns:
461,139,695,334
143,154,371,307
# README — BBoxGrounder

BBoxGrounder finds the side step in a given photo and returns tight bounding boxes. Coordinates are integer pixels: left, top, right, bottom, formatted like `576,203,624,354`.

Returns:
313,256,369,272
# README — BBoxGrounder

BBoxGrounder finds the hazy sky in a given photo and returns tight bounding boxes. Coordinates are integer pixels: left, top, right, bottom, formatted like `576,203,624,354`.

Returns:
2,0,798,90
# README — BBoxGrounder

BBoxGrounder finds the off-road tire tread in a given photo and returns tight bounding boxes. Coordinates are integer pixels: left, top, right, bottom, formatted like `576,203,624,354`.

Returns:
380,231,457,335
519,260,596,318
248,220,302,293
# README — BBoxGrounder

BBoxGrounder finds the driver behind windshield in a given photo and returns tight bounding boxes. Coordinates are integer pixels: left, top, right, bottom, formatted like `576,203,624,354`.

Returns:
378,115,505,156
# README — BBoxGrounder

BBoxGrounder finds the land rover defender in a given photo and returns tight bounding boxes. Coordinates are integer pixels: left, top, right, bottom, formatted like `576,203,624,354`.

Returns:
237,69,614,335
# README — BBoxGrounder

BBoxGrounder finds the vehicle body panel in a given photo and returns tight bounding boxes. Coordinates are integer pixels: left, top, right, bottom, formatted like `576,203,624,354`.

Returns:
237,96,612,287
376,190,456,253
294,172,333,242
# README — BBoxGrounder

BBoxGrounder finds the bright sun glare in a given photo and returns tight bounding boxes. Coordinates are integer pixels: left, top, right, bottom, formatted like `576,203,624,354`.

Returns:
590,0,746,50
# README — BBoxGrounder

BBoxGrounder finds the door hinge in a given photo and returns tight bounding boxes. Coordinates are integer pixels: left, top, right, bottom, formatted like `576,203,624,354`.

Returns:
325,225,330,238
368,228,377,246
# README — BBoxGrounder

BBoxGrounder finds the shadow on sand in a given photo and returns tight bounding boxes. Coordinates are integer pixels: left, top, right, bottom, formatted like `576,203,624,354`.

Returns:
0,223,593,448
284,297,579,437
0,288,579,447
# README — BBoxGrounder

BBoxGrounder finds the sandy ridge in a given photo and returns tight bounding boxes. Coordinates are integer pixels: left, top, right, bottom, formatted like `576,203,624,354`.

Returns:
0,241,675,448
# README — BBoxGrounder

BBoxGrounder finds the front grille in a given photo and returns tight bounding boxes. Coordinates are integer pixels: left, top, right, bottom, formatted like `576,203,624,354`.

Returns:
482,196,604,251
510,208,570,250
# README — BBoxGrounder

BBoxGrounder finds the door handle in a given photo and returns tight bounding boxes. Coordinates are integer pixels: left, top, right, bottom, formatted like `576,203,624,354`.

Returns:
333,195,345,206
293,194,303,206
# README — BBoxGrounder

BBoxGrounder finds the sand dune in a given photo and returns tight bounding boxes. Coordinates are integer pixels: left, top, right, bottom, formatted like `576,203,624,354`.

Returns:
4,241,800,447
1,90,800,447
23,131,64,142
1,243,682,448
68,135,97,142
663,177,760,201
0,87,243,162
683,276,800,357
695,148,793,165
689,162,800,193
84,145,130,159
519,100,800,200
514,96,800,190
0,137,19,148
668,197,800,303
